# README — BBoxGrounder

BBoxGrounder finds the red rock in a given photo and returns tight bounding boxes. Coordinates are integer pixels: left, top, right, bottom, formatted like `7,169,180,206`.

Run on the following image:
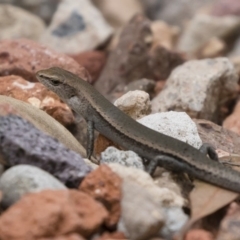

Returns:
211,0,240,16
39,234,85,240
70,51,107,83
0,75,74,126
79,164,122,228
0,38,91,83
96,232,126,240
0,189,108,240
185,229,214,240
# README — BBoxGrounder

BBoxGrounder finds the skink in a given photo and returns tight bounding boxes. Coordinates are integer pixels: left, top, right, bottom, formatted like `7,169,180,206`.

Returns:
36,67,240,193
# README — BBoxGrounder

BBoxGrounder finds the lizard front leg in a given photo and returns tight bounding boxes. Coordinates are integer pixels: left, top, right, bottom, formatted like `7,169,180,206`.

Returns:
87,120,94,159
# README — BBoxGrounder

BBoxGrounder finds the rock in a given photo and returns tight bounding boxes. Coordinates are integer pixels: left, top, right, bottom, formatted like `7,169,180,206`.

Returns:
2,0,59,24
0,4,45,40
0,95,86,157
92,0,143,29
216,202,240,240
150,20,180,50
95,14,184,101
230,55,240,77
229,36,240,57
211,0,240,17
151,58,239,122
39,234,85,240
109,163,184,207
123,79,156,98
40,235,84,240
40,0,113,54
114,90,151,119
0,164,66,208
70,51,107,83
0,189,108,239
118,179,164,240
137,112,202,148
223,101,240,135
140,0,215,27
79,165,122,228
199,37,225,58
177,14,240,56
185,229,214,240
160,207,189,239
100,147,145,170
0,38,91,83
195,119,240,155
95,232,126,240
0,115,92,188
0,75,74,127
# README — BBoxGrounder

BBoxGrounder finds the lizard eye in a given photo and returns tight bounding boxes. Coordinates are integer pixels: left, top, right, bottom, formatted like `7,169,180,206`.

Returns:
49,79,60,86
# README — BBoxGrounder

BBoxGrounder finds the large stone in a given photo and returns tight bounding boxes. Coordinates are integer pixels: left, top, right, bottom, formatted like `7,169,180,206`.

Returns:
0,115,92,188
0,190,108,239
40,0,113,54
211,0,240,17
151,58,239,122
0,38,91,82
0,4,45,40
0,165,66,208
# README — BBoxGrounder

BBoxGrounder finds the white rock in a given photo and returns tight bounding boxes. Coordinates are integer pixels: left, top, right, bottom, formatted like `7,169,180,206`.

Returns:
151,58,239,122
114,90,151,119
138,111,202,148
40,0,113,54
101,146,144,170
109,164,186,240
0,4,45,40
177,14,240,55
0,165,66,208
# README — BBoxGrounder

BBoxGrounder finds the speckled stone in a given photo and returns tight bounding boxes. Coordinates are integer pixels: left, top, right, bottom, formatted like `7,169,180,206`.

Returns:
0,115,92,188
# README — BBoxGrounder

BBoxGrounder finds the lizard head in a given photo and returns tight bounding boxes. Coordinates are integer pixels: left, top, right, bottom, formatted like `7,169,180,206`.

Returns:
36,67,78,102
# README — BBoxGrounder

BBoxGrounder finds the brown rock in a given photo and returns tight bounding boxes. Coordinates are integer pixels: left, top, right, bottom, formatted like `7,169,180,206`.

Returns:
211,0,240,16
0,38,91,83
223,101,240,135
70,51,107,83
79,164,122,228
195,119,240,155
0,190,108,240
0,75,74,126
96,232,126,240
95,14,184,101
185,229,214,240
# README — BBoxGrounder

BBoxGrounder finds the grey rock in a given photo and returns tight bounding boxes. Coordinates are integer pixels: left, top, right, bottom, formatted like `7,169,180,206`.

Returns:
0,115,92,188
0,164,66,208
101,147,144,170
177,14,240,56
151,58,239,122
0,4,45,40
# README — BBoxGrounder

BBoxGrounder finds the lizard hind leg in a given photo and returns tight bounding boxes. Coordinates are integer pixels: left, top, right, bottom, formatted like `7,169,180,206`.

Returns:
199,143,219,161
86,120,94,159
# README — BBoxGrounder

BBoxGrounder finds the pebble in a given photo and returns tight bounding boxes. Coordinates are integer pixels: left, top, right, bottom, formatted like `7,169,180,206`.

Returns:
114,90,151,119
0,164,66,208
100,146,144,170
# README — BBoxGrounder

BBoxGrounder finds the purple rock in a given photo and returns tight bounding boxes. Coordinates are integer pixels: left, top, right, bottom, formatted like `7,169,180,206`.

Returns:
0,114,92,188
